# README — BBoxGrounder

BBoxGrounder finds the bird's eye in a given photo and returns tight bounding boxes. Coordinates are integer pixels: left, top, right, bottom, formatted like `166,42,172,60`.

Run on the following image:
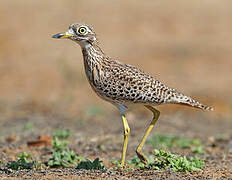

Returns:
78,27,87,35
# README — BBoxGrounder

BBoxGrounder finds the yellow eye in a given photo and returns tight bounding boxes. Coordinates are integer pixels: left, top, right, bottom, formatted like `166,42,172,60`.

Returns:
78,27,87,34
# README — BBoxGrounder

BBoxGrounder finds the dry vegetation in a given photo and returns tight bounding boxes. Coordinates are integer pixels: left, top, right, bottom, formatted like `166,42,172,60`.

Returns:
0,0,231,179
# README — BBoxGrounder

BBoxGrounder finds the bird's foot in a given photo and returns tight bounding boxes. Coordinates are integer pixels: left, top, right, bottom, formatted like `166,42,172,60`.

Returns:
136,151,148,165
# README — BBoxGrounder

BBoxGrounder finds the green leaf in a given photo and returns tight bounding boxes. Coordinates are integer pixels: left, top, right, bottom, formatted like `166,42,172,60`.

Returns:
148,149,205,172
6,152,34,170
76,158,105,170
48,138,80,168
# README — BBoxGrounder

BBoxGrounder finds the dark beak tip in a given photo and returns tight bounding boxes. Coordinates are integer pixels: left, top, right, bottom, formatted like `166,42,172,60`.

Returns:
52,34,61,39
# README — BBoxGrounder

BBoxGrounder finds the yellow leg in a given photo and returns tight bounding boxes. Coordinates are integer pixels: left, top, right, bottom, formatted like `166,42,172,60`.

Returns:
136,105,160,164
121,114,130,166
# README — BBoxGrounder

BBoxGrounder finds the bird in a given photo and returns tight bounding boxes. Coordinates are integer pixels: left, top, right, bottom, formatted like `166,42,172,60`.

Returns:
52,23,213,166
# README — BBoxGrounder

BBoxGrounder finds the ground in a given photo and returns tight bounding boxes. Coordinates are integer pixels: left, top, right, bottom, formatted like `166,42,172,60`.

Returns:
0,108,231,179
0,0,232,179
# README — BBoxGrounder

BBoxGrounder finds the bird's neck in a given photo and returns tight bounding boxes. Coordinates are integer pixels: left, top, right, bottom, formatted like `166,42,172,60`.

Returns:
80,42,105,85
81,42,105,65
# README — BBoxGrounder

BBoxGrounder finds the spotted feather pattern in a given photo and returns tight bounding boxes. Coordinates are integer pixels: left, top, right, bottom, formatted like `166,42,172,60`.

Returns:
82,44,213,111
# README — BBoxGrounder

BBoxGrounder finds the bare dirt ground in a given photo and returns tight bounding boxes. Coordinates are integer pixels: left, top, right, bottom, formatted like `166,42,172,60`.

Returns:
0,0,232,179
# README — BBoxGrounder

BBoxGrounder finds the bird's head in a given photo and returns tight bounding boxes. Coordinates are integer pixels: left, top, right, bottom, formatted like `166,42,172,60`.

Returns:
52,23,97,47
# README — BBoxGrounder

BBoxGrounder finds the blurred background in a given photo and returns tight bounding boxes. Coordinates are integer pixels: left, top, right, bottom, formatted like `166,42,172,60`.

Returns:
0,0,231,139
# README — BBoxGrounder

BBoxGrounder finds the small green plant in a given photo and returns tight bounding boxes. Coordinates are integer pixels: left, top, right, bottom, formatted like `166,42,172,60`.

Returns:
111,159,133,170
48,137,82,167
76,158,105,170
149,149,204,172
33,161,45,170
113,149,204,172
6,152,34,170
111,159,121,166
127,155,154,169
53,129,71,140
147,134,204,154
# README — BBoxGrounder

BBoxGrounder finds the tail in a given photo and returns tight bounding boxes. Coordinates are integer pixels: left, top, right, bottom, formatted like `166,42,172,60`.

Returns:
168,90,213,111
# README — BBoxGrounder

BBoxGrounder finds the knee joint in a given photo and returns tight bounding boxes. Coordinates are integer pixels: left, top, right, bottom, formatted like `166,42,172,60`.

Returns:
153,110,160,119
124,127,130,136
136,147,141,153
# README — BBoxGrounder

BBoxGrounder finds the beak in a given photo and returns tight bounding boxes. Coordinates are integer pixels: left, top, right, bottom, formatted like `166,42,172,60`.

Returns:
52,32,73,39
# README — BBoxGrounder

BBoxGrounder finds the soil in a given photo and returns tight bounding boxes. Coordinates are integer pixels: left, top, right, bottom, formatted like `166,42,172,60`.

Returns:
0,111,231,179
0,0,232,179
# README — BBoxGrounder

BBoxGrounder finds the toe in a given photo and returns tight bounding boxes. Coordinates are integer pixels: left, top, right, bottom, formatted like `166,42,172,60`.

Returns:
136,151,148,165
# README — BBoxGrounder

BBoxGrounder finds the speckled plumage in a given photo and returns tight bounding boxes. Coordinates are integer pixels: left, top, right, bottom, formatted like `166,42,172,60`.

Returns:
81,38,212,113
52,23,213,166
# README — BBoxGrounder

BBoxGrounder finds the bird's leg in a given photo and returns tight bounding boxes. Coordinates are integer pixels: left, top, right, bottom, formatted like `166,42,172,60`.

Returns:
121,114,130,166
136,105,160,164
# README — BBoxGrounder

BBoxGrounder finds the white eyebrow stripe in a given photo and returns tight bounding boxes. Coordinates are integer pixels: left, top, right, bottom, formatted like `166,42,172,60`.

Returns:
86,27,91,32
